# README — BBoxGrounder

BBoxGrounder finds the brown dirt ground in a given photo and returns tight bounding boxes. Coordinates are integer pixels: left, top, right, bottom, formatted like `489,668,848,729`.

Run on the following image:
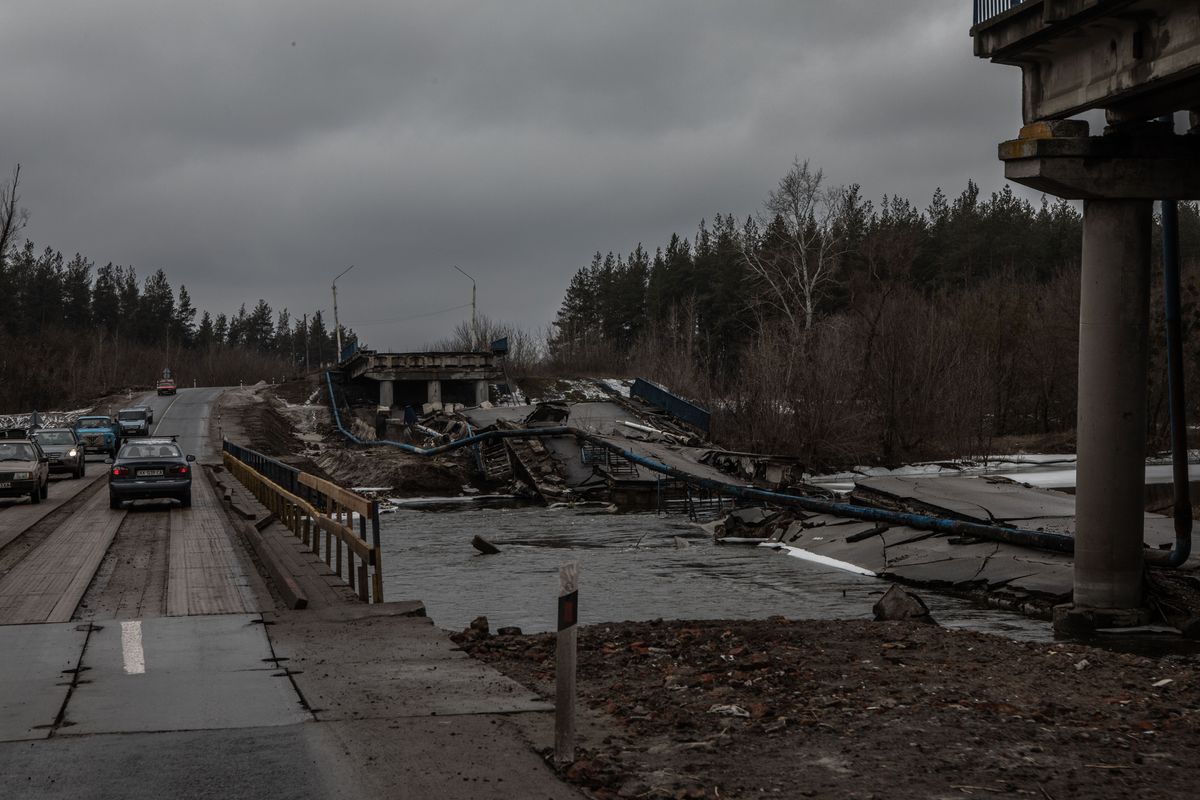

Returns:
462,618,1200,800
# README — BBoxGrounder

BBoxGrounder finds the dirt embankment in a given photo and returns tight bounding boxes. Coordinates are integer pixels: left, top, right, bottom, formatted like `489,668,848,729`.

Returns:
463,618,1200,800
223,377,478,496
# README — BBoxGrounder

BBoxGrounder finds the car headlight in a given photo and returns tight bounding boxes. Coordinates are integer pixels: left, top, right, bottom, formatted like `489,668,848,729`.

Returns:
12,472,29,480
68,449,78,457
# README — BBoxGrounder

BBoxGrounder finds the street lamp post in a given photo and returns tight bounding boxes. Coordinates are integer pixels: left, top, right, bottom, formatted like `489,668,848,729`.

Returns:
453,265,478,351
332,264,355,360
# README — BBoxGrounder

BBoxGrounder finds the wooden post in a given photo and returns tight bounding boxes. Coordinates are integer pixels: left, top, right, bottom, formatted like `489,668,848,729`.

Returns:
358,562,369,602
555,561,579,764
370,500,382,604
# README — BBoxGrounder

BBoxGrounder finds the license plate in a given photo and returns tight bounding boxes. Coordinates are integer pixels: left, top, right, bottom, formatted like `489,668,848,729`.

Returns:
0,482,10,488
137,470,165,477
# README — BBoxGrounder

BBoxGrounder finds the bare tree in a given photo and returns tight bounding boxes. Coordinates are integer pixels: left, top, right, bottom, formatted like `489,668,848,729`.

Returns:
0,164,28,266
743,159,847,330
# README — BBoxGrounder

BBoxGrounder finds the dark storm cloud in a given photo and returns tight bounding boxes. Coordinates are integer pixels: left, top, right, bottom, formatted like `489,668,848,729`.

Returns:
0,1,1025,346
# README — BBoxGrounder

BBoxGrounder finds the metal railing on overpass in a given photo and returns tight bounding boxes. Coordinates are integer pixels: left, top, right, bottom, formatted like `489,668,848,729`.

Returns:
974,0,1023,25
222,438,383,602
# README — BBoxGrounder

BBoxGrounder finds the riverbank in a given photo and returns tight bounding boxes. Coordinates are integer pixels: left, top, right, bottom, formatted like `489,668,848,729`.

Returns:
463,617,1199,799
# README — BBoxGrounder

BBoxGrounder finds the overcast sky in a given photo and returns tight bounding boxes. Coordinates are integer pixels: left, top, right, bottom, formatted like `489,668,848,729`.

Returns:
1,1,1026,348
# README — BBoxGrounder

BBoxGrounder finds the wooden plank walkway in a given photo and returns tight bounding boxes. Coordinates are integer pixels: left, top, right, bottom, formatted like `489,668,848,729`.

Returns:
0,473,104,551
0,489,125,624
166,472,260,616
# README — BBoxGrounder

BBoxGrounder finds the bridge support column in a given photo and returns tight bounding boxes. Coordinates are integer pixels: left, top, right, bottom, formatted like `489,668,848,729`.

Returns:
1067,199,1152,625
475,381,489,407
995,127,1200,633
427,380,442,409
378,379,394,411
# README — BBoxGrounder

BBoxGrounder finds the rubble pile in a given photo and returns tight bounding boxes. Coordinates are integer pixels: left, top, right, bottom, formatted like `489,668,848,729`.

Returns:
463,617,1200,799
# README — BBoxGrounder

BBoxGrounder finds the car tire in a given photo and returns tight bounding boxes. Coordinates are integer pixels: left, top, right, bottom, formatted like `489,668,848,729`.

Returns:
40,481,48,500
30,487,41,505
76,462,85,479
109,495,122,510
179,492,192,508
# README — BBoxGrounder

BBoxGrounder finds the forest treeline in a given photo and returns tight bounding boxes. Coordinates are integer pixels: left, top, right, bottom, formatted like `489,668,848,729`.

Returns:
547,159,1200,467
0,166,353,410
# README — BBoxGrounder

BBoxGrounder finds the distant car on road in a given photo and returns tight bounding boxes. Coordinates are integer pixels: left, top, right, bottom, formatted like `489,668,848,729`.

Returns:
31,427,86,479
73,415,121,458
117,407,151,437
157,377,177,396
0,430,50,504
107,437,195,509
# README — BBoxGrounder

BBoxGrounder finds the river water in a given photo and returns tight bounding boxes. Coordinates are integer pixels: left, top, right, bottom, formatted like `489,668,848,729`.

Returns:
379,504,1052,642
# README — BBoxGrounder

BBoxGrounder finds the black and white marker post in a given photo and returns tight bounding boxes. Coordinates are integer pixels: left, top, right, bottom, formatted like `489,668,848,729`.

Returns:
555,561,579,763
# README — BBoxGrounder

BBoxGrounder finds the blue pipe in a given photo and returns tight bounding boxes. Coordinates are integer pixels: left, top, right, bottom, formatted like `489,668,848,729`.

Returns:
1148,116,1193,568
325,371,1075,553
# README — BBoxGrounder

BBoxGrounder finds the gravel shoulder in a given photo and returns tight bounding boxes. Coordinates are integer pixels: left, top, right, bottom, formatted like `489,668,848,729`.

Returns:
462,617,1199,799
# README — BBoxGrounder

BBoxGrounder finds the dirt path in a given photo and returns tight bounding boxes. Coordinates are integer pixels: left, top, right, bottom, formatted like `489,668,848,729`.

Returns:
463,617,1200,799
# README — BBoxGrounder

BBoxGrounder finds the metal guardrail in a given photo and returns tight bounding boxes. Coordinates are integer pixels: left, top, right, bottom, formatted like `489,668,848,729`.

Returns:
974,0,1023,25
630,378,711,433
339,340,361,364
222,438,383,602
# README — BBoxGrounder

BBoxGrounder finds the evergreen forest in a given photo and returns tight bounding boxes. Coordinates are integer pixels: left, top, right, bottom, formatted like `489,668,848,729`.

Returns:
548,159,1200,467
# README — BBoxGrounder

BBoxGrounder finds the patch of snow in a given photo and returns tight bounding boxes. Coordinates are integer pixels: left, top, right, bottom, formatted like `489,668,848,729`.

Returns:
0,407,94,429
760,542,877,577
599,378,632,398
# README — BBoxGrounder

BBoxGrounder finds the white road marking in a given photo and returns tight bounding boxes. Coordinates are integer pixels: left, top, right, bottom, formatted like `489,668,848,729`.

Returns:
121,620,146,675
152,392,182,436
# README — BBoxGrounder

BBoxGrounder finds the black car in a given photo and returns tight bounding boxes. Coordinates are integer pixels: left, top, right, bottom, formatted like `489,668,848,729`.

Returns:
107,437,195,509
31,428,86,479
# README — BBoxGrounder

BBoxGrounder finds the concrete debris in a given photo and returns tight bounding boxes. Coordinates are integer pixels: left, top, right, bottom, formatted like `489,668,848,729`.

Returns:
872,585,938,626
524,402,570,426
1075,659,1091,671
471,535,501,555
673,536,690,549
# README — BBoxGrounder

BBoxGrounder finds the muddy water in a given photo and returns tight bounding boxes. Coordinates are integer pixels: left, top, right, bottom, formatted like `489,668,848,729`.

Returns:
379,506,1052,641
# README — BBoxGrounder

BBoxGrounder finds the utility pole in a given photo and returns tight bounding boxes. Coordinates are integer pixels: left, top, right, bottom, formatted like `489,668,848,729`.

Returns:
302,312,309,372
332,265,354,360
453,265,478,350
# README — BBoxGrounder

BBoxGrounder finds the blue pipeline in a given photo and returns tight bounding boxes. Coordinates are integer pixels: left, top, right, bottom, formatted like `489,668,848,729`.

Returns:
325,372,1076,554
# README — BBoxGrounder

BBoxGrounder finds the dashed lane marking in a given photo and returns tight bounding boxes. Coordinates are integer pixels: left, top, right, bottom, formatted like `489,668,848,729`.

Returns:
120,620,145,675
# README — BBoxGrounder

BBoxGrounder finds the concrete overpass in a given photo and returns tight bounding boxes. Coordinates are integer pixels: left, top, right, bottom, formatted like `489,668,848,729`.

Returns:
341,349,502,411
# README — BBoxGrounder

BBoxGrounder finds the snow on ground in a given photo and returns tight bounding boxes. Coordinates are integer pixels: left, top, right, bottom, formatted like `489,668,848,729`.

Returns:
600,378,633,398
0,408,94,429
809,451,1200,493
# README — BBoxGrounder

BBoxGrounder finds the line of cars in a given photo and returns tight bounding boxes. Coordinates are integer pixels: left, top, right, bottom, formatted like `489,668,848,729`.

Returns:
0,401,192,509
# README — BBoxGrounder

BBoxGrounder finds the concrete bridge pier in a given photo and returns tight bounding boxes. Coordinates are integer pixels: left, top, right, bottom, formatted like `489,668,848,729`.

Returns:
1073,199,1152,617
999,124,1200,633
378,379,394,411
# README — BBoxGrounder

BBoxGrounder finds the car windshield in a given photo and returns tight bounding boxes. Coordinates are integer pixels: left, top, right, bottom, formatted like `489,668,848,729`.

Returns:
34,431,74,445
119,444,181,459
0,443,35,461
118,411,144,420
